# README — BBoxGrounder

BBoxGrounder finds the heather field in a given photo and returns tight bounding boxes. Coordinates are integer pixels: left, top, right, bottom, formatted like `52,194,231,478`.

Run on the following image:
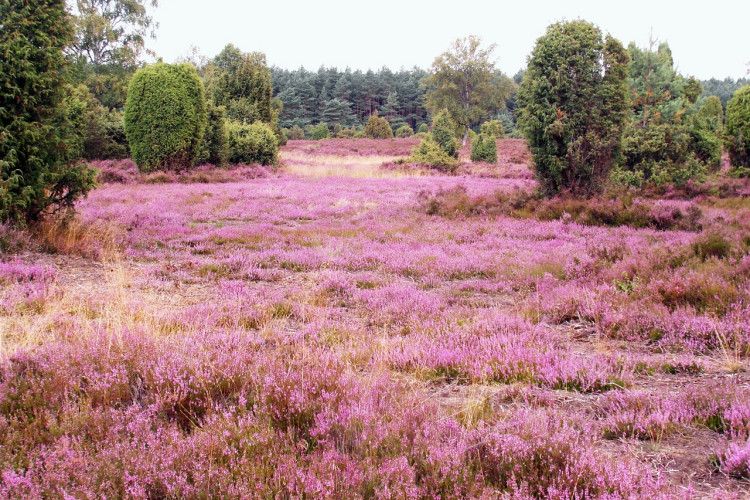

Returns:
2,138,750,499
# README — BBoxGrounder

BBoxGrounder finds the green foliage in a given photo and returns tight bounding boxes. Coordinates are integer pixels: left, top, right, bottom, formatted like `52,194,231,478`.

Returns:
287,125,306,140
618,42,717,186
698,96,724,134
683,76,703,104
65,84,128,160
470,134,498,163
200,103,229,166
307,123,329,140
417,123,429,134
124,63,207,172
207,45,273,126
71,0,158,68
432,111,459,159
409,138,458,173
518,20,629,197
725,85,750,168
425,36,513,144
227,121,278,166
364,111,393,139
0,0,97,224
701,77,750,110
336,126,358,138
395,125,414,138
480,120,505,138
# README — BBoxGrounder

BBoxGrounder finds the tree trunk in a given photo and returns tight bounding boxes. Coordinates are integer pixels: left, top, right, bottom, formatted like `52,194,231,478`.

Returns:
462,125,469,146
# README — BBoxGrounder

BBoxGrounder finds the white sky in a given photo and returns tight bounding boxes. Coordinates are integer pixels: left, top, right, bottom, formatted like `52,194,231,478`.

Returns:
149,0,749,80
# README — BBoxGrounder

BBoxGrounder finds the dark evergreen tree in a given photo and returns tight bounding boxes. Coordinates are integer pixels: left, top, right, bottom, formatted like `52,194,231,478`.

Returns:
518,20,629,197
1,0,97,223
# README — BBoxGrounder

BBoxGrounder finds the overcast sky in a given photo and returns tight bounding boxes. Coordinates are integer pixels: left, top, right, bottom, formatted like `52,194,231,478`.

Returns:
148,0,748,80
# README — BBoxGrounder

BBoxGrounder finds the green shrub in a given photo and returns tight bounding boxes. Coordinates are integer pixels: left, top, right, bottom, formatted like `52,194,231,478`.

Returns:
287,125,305,140
0,0,97,224
365,111,393,139
618,118,710,187
470,133,498,163
199,103,229,166
336,126,357,138
518,20,629,197
480,120,505,138
698,96,724,134
307,123,329,140
688,120,722,171
725,85,750,168
693,233,732,261
417,123,429,134
432,110,459,159
395,125,414,138
124,63,207,172
227,121,278,166
409,138,458,173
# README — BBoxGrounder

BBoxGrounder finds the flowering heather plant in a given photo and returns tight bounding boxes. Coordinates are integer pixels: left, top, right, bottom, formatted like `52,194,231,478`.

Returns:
2,138,750,497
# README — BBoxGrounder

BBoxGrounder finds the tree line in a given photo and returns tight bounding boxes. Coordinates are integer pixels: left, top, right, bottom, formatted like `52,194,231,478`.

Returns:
2,0,750,225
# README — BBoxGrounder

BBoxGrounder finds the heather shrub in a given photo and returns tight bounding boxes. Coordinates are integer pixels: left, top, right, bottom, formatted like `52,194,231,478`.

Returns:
480,120,505,138
470,133,497,163
307,123,329,140
518,21,629,197
432,110,459,159
408,138,458,173
726,85,750,169
395,125,414,138
287,125,305,140
364,111,393,139
227,121,278,166
124,63,207,172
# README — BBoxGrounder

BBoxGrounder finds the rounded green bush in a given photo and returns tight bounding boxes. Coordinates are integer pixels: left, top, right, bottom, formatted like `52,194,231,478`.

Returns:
395,125,414,138
307,123,330,140
417,123,429,134
124,63,207,172
365,111,393,139
409,138,458,173
470,133,498,163
227,121,278,166
726,85,750,169
287,125,306,140
480,120,505,138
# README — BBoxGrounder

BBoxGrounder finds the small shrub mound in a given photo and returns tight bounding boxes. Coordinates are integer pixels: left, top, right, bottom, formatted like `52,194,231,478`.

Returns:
364,111,393,139
395,125,414,138
470,133,497,163
287,125,305,140
480,120,505,138
307,123,329,140
408,138,458,173
227,121,278,166
416,123,429,134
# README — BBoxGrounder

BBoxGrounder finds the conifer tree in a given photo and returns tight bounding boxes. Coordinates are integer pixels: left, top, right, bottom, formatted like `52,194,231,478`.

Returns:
518,20,629,197
1,0,97,223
